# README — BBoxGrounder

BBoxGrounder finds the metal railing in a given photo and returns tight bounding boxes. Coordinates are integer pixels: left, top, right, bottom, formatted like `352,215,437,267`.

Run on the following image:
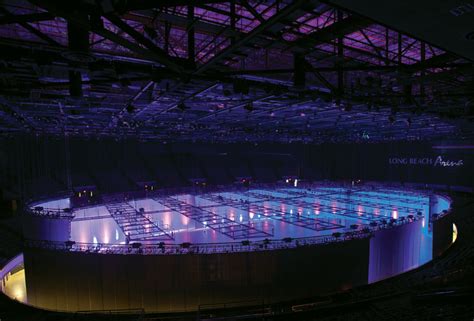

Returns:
28,206,74,219
23,213,425,256
24,230,372,255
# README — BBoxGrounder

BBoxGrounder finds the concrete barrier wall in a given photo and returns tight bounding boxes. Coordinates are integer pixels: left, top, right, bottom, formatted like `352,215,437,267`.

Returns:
24,238,370,313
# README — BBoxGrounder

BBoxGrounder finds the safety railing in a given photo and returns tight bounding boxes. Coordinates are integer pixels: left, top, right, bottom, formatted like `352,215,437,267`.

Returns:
28,206,74,219
24,229,372,255
23,212,425,256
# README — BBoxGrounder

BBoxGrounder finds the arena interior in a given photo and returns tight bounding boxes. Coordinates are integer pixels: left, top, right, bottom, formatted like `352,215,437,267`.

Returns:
0,1,473,320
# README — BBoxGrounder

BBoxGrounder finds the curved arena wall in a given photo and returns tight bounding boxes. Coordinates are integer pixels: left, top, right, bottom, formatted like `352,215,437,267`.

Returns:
23,239,370,313
369,219,425,283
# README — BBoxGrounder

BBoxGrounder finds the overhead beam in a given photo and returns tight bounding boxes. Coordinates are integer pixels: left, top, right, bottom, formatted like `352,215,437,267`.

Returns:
239,0,266,23
410,52,456,70
331,42,396,66
289,15,372,50
157,82,220,115
107,80,155,129
1,33,469,93
195,94,275,121
104,14,187,73
28,0,187,73
124,0,231,11
220,62,473,74
226,99,314,125
197,4,247,20
0,7,60,46
124,11,237,37
195,0,321,74
312,69,337,93
0,98,37,131
126,8,402,70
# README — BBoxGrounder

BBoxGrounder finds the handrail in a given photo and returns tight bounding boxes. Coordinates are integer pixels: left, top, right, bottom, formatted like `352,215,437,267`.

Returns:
23,213,424,255
28,206,74,219
24,232,370,255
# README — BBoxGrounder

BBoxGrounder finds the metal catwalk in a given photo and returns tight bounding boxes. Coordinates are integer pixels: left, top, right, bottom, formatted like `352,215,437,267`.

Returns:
105,202,174,242
233,192,381,222
66,186,436,245
199,193,344,231
153,196,272,240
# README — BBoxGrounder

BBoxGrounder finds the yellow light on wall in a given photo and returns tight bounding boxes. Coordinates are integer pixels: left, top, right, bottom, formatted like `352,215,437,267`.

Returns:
452,223,458,243
2,268,27,304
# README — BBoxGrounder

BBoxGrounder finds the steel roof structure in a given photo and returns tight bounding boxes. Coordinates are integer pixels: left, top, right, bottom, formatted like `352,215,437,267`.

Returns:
0,0,472,143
